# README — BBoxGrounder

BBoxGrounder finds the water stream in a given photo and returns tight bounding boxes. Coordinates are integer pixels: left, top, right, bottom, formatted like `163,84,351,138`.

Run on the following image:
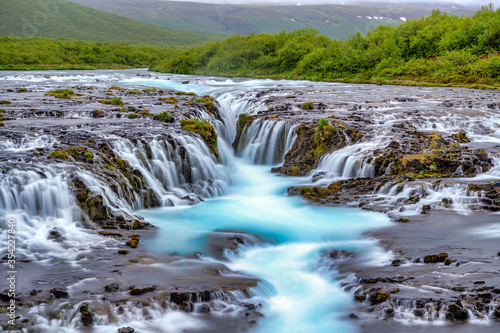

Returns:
1,69,499,332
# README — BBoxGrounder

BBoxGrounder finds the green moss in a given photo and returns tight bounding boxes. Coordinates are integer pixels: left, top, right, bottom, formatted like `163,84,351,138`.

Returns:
45,89,83,99
98,97,124,105
195,96,215,112
49,150,70,160
180,118,218,157
0,109,5,113
128,113,138,119
424,253,448,263
17,88,28,93
129,89,142,94
83,152,93,161
237,113,253,132
0,101,12,104
301,102,314,110
159,96,178,104
142,87,158,93
0,121,4,127
155,111,174,123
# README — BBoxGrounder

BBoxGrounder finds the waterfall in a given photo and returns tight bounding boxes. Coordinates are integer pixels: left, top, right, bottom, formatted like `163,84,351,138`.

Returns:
0,166,112,261
236,119,298,165
313,142,377,182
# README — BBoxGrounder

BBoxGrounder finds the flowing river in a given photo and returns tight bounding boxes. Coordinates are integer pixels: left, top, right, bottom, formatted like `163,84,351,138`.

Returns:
1,69,499,332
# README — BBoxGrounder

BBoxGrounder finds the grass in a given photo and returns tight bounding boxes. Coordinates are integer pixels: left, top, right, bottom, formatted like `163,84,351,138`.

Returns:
155,111,174,123
0,0,226,47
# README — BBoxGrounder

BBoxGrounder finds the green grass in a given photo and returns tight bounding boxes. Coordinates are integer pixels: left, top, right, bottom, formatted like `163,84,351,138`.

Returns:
0,0,226,47
152,6,500,89
0,36,178,70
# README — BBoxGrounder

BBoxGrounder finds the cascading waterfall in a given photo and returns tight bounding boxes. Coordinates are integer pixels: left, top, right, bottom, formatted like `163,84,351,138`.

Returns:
236,119,298,165
0,166,112,261
312,141,378,182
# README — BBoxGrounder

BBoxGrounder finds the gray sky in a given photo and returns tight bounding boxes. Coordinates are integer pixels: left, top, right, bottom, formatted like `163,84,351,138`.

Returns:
169,0,498,6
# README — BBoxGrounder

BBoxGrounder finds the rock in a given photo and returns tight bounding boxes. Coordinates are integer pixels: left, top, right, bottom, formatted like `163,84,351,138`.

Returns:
170,292,190,305
420,204,431,214
118,250,129,255
50,288,68,299
199,304,210,313
369,288,398,304
329,249,355,259
494,305,500,318
442,197,453,204
397,218,410,223
118,327,135,333
129,286,155,295
423,253,448,263
47,228,64,241
79,304,93,326
227,235,245,244
384,307,395,318
105,283,119,292
348,313,360,319
445,303,468,321
413,309,425,317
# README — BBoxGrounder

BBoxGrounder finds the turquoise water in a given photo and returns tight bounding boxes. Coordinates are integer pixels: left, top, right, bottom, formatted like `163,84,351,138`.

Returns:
140,159,391,333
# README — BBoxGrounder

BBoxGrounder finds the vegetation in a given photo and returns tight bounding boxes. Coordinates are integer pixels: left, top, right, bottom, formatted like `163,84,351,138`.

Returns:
237,113,253,132
98,97,124,105
128,113,138,119
180,118,218,157
0,37,175,70
49,150,70,160
0,101,11,104
0,0,226,47
155,111,174,123
152,6,500,88
45,89,83,99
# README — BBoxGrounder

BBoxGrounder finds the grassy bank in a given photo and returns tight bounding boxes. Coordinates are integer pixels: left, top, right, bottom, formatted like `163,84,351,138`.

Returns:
151,6,500,89
0,37,173,70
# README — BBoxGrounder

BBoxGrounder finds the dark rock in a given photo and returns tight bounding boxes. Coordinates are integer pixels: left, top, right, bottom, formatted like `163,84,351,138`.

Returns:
129,286,155,295
118,250,129,255
442,197,453,204
79,304,93,326
420,205,431,214
170,292,190,305
494,305,500,318
423,253,448,263
445,303,468,321
199,304,210,313
50,288,68,299
329,249,355,259
413,309,425,317
118,327,135,333
105,283,119,292
348,313,360,319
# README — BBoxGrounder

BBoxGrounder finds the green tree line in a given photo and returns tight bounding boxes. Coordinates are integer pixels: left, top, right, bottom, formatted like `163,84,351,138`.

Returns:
151,6,500,88
0,37,173,70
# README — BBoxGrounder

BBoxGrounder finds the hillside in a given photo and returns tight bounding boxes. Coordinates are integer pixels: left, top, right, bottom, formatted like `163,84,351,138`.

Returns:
68,0,473,40
151,7,500,88
0,0,226,47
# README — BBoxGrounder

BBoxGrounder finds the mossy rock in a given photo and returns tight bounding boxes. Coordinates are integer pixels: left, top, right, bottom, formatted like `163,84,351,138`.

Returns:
424,252,448,263
180,118,218,157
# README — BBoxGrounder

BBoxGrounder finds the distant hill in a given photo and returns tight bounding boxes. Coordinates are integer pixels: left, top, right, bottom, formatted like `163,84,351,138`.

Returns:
0,0,227,47
67,0,474,40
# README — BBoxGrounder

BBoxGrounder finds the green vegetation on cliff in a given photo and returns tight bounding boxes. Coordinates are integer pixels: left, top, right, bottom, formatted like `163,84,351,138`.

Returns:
0,0,225,47
152,6,500,88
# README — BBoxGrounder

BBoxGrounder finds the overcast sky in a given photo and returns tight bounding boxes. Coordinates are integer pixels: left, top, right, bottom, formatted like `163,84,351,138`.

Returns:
169,0,498,6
